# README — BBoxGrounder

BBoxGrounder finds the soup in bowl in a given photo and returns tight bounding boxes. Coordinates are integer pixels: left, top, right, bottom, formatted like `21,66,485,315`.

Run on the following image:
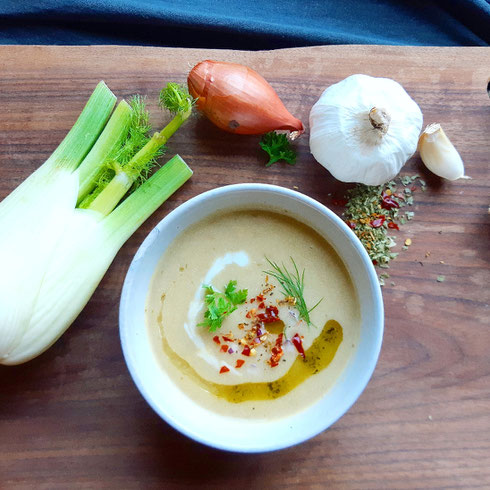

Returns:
119,184,383,452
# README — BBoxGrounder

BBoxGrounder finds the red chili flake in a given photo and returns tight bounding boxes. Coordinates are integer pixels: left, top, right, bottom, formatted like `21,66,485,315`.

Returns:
269,333,284,367
219,366,230,374
292,333,306,359
347,220,357,230
332,198,348,206
220,344,229,353
370,215,386,228
269,351,281,367
411,186,417,192
269,334,284,367
213,336,220,345
388,222,400,230
257,305,280,323
235,359,245,368
381,191,400,210
372,259,378,265
222,335,233,342
258,302,265,309
242,345,251,356
256,294,265,302
250,298,255,303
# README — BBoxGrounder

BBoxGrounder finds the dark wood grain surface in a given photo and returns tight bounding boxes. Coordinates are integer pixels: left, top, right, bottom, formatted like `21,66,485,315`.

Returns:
0,45,489,489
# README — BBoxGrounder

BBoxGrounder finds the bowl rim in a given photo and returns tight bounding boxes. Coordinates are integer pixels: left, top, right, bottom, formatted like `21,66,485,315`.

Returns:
119,183,384,452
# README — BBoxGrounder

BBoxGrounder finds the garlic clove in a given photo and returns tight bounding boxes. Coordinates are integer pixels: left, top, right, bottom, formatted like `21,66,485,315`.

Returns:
418,123,468,180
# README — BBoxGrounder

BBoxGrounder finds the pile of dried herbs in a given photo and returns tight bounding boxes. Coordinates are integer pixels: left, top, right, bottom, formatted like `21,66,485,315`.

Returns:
342,175,426,284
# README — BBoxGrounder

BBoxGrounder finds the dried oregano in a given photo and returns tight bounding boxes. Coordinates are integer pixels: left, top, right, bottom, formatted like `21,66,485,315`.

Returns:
342,175,423,283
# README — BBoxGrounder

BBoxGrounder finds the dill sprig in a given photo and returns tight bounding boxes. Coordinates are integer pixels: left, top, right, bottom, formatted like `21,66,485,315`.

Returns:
264,257,321,327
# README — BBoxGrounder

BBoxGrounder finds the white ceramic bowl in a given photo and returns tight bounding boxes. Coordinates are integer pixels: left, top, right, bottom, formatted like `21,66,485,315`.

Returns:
119,183,383,453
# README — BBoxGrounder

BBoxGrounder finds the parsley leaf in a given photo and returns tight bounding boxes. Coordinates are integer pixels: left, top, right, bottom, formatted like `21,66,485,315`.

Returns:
198,280,248,332
259,131,297,167
224,280,237,297
225,280,248,304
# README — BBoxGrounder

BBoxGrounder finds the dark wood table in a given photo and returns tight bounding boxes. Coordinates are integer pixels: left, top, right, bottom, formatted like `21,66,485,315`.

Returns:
1,45,489,489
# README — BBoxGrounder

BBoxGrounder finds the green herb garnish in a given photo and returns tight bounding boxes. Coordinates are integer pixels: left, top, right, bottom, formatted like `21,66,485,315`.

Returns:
78,95,161,209
159,82,194,115
198,280,248,332
259,131,296,167
264,257,321,326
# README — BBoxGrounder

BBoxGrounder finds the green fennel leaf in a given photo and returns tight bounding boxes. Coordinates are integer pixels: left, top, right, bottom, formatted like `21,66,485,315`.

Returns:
121,95,165,187
159,83,194,114
259,131,297,167
264,257,321,327
78,95,163,209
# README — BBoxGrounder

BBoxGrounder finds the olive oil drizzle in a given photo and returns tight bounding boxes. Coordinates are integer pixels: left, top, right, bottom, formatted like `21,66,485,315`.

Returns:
158,313,343,404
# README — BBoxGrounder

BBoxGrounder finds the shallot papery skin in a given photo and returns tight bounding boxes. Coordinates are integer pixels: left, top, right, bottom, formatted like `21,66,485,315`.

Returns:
188,60,304,135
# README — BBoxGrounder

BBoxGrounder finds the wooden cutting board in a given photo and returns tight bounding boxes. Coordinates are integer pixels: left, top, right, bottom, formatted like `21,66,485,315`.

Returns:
0,45,489,489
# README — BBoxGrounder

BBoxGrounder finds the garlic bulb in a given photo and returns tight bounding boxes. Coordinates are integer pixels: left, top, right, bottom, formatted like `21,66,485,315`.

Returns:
418,123,467,180
309,74,423,185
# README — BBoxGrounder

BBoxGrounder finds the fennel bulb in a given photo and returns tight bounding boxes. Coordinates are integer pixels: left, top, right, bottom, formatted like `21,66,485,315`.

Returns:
0,82,193,365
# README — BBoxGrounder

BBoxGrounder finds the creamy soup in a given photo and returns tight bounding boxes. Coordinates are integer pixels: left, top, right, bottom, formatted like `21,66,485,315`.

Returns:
146,209,360,419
